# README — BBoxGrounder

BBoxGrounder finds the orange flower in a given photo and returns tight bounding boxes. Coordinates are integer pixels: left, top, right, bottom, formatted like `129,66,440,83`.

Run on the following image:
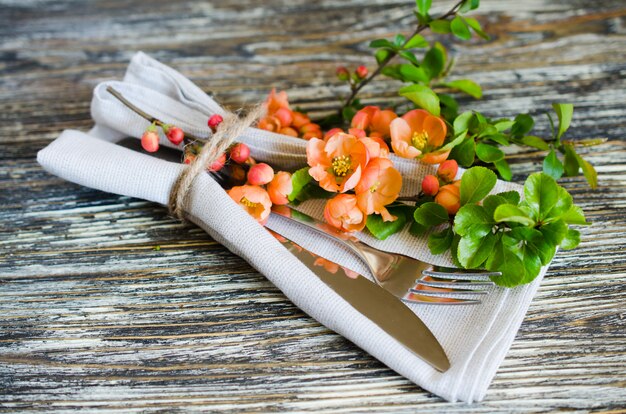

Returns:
227,185,272,224
306,132,369,193
267,171,293,205
324,194,367,232
355,158,402,222
390,109,449,164
266,88,290,113
351,106,398,138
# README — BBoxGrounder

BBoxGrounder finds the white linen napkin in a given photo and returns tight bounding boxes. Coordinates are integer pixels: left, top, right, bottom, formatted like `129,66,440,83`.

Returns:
37,52,548,403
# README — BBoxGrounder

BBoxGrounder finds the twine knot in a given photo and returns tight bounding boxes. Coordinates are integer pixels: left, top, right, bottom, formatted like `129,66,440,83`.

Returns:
168,104,266,219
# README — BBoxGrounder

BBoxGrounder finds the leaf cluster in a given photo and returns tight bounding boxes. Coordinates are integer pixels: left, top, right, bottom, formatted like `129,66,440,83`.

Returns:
411,167,588,287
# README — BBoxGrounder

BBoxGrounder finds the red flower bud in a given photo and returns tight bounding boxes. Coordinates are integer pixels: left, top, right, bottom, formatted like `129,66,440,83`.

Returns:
230,143,250,164
208,114,224,130
274,108,293,127
247,163,274,186
336,66,350,81
141,130,160,153
437,160,459,183
166,126,185,145
356,65,368,79
421,175,440,196
208,152,227,172
279,127,299,137
291,111,310,128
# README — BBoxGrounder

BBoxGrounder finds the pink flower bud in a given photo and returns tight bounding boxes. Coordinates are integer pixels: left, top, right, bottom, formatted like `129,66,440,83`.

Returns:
247,163,274,186
274,107,293,127
141,130,160,153
324,128,343,141
435,183,461,215
229,143,250,164
208,114,223,130
421,175,440,196
208,152,227,172
437,160,459,183
336,66,350,81
356,65,368,79
166,126,185,145
348,128,366,138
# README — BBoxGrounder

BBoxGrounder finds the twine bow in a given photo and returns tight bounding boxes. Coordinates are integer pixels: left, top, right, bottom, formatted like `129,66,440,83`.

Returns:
168,104,266,219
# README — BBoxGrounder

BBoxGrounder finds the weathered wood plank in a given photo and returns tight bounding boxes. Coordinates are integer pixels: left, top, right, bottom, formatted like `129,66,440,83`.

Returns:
1,0,625,411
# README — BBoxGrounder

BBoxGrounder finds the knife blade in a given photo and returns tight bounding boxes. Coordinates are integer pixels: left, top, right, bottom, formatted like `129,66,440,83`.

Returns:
267,228,450,372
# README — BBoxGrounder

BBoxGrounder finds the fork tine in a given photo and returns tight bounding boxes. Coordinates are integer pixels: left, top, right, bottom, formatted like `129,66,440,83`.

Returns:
403,292,482,305
420,275,495,288
417,280,492,292
410,285,489,296
423,268,502,279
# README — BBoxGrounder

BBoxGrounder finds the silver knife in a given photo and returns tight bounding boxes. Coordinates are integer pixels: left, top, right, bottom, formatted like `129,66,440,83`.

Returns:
267,228,450,372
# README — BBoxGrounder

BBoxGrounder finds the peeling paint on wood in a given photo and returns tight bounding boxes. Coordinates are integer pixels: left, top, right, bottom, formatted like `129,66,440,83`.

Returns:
1,0,625,411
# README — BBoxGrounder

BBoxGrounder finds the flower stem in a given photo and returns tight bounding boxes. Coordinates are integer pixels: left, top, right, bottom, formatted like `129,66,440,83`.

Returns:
105,86,207,145
339,0,465,113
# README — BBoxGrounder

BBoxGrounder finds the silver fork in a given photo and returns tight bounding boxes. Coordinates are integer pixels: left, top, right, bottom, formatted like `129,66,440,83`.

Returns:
271,205,501,305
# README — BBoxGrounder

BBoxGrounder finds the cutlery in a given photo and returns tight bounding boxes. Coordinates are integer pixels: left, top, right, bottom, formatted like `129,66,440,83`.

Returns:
267,227,450,372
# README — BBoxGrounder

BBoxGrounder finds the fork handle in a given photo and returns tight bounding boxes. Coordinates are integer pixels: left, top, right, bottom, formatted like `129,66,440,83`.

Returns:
270,205,397,279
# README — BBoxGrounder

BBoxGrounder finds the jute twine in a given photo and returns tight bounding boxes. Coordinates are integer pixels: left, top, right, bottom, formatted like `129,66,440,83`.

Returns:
168,104,266,219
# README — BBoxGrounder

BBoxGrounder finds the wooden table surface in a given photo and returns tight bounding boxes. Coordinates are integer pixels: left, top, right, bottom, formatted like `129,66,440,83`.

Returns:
1,0,625,411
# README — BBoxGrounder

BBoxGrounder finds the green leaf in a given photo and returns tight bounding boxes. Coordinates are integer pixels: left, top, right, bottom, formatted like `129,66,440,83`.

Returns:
449,136,475,167
404,34,429,49
524,172,558,221
543,148,564,180
460,166,497,205
409,220,428,236
453,111,474,135
375,49,391,65
414,202,449,226
428,226,454,254
399,84,440,116
511,114,535,138
482,195,508,217
476,143,505,163
381,65,404,81
398,64,429,83
560,228,580,250
539,219,568,245
545,185,573,221
398,50,420,66
498,191,521,205
366,207,408,240
459,0,480,12
288,167,313,202
444,79,483,98
464,17,490,40
561,205,589,225
493,204,535,226
451,16,472,40
494,159,512,181
422,47,445,79
490,246,525,287
429,19,451,34
342,106,357,123
394,34,406,47
521,135,550,151
488,133,509,146
575,152,598,189
494,120,514,132
369,39,396,50
416,0,432,16
510,227,555,265
454,204,494,237
439,93,459,120
562,144,579,176
458,232,497,269
553,103,574,140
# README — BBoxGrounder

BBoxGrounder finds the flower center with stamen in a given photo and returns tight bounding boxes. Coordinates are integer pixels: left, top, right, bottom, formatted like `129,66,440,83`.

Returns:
370,181,381,193
411,131,429,150
240,197,258,208
331,155,352,177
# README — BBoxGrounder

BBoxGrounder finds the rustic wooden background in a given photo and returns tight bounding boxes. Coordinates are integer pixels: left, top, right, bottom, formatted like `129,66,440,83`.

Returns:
1,0,625,411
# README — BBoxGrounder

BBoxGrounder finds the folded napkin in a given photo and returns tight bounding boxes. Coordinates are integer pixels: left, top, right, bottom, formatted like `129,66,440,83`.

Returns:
37,52,548,403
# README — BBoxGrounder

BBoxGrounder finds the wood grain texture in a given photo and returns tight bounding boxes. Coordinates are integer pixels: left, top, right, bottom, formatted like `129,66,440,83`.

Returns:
1,0,625,411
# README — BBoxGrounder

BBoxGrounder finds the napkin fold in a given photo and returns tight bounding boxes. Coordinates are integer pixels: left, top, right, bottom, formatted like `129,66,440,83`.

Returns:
37,52,548,402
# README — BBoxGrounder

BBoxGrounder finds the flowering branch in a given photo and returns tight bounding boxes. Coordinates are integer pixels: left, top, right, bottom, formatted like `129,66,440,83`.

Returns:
339,0,465,112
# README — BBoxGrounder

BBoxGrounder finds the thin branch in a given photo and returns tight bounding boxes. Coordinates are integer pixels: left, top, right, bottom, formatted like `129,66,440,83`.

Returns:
106,86,207,144
340,0,465,112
